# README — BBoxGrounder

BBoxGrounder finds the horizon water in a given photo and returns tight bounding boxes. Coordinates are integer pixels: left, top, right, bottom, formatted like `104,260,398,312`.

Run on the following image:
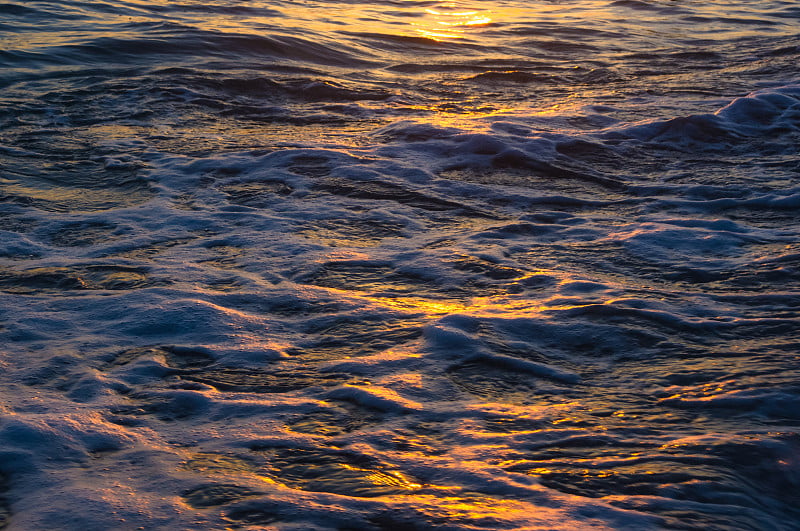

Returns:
1,0,800,529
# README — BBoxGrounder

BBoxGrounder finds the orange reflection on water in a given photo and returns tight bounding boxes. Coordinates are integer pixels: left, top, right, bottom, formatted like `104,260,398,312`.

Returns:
414,5,493,40
364,294,558,318
322,287,608,320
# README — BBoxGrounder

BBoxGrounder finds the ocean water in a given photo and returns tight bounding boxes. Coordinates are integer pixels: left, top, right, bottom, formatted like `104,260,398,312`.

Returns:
1,0,799,528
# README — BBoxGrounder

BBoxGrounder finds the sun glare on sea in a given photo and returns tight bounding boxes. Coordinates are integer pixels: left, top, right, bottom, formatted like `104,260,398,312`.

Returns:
413,3,493,40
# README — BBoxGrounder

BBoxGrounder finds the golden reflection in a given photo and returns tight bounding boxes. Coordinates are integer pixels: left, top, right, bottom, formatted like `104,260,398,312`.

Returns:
343,465,423,490
316,286,611,319
414,5,493,40
385,97,587,134
304,255,620,317
389,492,570,524
182,452,254,474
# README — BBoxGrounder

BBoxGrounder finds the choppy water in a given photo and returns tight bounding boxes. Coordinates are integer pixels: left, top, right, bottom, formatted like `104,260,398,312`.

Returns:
1,0,799,529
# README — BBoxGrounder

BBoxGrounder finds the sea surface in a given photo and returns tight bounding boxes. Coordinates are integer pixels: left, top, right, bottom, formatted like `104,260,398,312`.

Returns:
1,0,799,529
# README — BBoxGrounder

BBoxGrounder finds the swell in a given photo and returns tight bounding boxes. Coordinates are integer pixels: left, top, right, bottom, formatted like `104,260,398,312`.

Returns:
1,30,375,71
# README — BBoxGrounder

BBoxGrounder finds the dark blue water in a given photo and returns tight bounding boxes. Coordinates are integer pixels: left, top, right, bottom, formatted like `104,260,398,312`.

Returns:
1,1,799,529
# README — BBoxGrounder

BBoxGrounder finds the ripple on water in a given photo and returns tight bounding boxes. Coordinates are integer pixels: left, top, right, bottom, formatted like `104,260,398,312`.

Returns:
46,221,121,247
179,366,353,393
0,264,158,294
182,483,264,509
253,446,421,497
298,218,406,247
286,400,386,437
289,316,423,361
